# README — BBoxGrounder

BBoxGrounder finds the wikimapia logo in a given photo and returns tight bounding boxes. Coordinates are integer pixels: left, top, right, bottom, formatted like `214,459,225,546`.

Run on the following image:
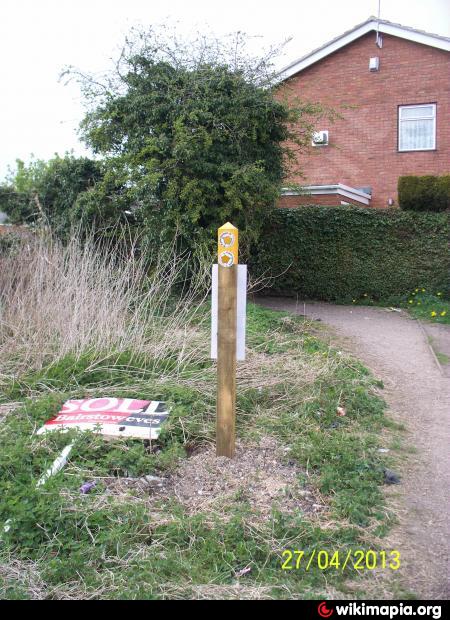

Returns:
317,603,442,620
318,602,334,618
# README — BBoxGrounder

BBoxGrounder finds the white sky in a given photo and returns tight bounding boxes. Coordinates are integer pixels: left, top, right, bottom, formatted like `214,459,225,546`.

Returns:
0,0,449,181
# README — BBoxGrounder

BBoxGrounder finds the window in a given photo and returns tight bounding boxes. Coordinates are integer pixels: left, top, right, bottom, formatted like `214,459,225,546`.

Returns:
398,104,436,152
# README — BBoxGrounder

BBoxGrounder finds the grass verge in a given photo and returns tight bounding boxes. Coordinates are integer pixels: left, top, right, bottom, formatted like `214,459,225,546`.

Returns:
0,305,402,600
351,288,449,325
0,236,402,599
402,289,450,325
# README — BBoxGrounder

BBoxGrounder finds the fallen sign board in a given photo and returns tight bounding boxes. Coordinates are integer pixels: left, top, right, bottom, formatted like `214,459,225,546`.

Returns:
37,398,169,440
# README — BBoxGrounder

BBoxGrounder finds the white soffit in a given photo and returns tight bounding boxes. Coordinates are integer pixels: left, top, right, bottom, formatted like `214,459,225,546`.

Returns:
278,18,450,82
281,184,372,205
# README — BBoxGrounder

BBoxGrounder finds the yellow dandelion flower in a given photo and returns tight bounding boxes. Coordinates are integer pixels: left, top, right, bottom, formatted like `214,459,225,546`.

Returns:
415,288,419,293
441,311,447,317
422,288,426,292
408,300,413,304
437,292,442,297
431,311,437,317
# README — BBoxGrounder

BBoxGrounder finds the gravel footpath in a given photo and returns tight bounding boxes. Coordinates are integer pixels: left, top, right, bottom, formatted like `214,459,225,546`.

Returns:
256,297,450,599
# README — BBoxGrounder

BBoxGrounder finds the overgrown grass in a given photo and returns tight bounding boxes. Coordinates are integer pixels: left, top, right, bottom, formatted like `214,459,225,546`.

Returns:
0,231,210,376
0,235,401,599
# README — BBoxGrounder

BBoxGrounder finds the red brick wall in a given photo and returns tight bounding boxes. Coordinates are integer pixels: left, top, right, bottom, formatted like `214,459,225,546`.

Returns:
278,33,450,208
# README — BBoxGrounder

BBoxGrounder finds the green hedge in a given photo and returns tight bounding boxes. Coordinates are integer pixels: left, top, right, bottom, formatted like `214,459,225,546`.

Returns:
250,206,449,301
398,175,450,212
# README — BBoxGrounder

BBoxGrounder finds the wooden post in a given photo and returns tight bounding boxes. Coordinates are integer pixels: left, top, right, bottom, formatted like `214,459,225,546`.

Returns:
216,223,238,458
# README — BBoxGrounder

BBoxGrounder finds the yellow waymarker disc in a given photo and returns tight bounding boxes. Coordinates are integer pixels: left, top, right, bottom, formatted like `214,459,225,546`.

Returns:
218,222,238,267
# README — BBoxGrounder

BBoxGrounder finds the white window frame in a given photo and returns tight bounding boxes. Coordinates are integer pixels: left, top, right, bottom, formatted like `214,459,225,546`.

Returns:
398,103,436,152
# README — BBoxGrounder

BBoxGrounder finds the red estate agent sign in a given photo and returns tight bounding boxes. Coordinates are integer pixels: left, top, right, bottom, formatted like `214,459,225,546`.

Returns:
37,398,169,440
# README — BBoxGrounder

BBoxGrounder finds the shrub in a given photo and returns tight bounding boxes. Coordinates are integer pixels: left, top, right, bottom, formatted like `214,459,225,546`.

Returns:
0,155,104,235
398,175,450,212
72,26,328,258
250,206,449,301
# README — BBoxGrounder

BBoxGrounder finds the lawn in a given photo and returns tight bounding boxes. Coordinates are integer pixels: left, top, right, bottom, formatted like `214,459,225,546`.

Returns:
0,235,403,600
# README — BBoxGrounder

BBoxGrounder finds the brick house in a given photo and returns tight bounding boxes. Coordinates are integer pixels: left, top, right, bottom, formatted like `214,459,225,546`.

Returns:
277,17,450,209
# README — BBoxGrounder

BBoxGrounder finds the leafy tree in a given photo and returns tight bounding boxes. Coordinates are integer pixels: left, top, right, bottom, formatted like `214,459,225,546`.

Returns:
67,27,324,255
0,154,103,234
0,184,29,224
0,159,48,225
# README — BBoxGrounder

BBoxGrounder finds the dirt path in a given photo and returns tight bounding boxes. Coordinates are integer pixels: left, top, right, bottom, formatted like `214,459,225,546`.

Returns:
257,298,450,600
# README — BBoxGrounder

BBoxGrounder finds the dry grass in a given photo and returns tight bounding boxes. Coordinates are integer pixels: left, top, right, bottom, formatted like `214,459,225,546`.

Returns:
0,230,335,410
0,557,47,600
0,231,210,379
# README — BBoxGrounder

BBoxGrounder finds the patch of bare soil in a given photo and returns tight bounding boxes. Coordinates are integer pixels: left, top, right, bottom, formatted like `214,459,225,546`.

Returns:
102,437,326,525
169,437,326,521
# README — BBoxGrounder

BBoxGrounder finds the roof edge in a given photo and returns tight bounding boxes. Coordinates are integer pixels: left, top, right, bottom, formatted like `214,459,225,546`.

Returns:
281,184,372,205
277,17,450,83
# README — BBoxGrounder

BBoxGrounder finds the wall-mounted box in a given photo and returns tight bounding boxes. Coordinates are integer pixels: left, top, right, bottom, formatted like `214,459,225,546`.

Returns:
369,57,380,71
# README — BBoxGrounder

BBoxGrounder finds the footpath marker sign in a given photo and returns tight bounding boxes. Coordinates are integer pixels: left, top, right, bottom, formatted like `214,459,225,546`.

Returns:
37,397,169,440
211,222,247,458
